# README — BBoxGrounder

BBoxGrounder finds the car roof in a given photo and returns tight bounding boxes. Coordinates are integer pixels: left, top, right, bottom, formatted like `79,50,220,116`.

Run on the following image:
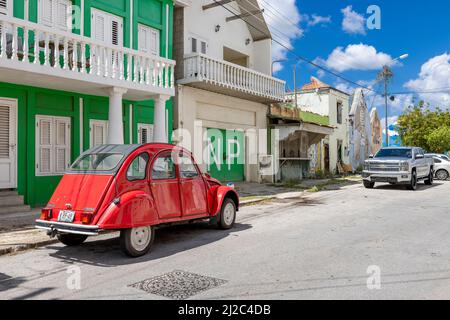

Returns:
86,143,179,157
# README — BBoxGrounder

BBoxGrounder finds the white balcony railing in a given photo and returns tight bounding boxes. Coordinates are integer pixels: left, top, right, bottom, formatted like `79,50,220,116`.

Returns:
181,53,285,102
0,15,175,97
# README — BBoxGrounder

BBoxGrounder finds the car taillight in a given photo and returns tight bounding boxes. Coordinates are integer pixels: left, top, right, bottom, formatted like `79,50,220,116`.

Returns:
81,212,93,224
40,208,53,220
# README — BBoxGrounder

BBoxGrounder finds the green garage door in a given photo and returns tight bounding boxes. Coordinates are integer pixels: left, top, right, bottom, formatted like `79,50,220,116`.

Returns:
207,128,245,182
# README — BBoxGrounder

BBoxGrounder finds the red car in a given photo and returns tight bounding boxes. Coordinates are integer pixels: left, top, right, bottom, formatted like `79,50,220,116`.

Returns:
35,144,239,257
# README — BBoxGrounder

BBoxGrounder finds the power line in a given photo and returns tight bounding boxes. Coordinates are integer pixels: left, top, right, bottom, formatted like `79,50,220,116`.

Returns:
213,0,379,93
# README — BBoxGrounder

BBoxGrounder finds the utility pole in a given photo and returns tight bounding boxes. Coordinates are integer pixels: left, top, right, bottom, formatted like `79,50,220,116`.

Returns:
378,65,393,147
293,65,297,108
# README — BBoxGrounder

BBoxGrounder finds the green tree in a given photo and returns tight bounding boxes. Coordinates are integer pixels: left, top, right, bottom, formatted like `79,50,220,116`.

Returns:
397,102,450,152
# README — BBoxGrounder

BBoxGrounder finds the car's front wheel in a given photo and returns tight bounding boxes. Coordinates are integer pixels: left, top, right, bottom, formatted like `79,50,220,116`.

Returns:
407,170,418,190
120,226,155,257
436,169,449,181
218,198,236,230
363,180,375,189
57,234,88,246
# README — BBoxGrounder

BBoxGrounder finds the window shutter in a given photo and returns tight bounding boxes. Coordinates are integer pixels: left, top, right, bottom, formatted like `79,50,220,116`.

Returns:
137,124,154,144
92,11,106,42
138,26,147,52
54,118,70,173
38,118,52,174
0,0,8,15
0,105,10,159
111,16,123,46
90,120,108,147
191,38,197,53
201,41,207,54
40,0,54,27
56,0,71,31
138,25,160,56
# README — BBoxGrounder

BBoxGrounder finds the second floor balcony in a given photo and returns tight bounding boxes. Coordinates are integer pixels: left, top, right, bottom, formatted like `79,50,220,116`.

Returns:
0,15,176,100
178,53,286,103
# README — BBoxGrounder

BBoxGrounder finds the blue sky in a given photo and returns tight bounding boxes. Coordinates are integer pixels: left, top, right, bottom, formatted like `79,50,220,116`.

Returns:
266,0,450,123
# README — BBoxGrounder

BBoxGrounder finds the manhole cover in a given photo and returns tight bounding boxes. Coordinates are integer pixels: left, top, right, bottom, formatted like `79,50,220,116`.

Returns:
129,270,227,300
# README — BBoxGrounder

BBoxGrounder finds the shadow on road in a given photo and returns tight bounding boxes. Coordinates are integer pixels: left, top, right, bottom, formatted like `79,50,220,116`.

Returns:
373,181,443,192
46,222,252,267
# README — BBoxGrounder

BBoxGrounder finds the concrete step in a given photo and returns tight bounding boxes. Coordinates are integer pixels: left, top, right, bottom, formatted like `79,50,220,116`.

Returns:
0,205,32,215
0,190,19,197
0,194,24,206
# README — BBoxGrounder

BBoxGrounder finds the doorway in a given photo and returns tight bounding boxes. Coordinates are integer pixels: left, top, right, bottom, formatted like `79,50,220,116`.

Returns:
0,99,17,189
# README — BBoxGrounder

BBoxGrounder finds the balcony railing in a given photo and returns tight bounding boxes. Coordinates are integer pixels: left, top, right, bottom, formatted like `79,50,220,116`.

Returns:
180,53,285,102
0,15,175,97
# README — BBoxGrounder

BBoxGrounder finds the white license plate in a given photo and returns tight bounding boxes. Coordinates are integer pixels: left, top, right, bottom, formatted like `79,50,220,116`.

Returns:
58,210,75,223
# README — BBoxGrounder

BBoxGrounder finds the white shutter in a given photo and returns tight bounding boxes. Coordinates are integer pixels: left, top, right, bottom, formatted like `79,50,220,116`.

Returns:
37,117,52,174
111,16,123,46
92,10,106,42
201,41,207,54
56,0,71,31
54,118,70,173
0,105,10,159
138,24,160,56
91,9,123,47
40,0,54,27
137,123,154,144
90,120,108,147
0,0,8,15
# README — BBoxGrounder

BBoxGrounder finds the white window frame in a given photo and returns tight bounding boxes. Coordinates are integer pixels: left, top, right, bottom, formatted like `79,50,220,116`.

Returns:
0,0,12,16
138,24,160,56
137,123,154,144
91,8,123,47
35,115,71,176
38,0,73,31
189,34,208,54
89,119,108,148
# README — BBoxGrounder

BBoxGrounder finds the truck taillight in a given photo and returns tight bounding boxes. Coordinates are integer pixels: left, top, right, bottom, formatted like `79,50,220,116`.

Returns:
40,208,52,220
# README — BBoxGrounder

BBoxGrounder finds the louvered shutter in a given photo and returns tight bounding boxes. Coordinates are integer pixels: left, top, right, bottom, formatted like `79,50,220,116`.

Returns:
54,118,70,173
92,10,106,42
138,25,160,56
37,117,52,174
90,120,108,147
0,0,8,15
56,0,71,31
0,105,10,159
137,124,154,144
40,0,54,27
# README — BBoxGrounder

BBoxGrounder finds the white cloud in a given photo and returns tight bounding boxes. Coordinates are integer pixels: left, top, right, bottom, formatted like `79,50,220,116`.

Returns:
318,44,395,72
404,53,450,108
258,0,303,73
306,14,332,27
341,5,366,35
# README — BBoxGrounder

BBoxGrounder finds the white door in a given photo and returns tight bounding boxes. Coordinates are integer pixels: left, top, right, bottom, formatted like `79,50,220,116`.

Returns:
0,100,17,189
90,120,108,147
137,123,154,144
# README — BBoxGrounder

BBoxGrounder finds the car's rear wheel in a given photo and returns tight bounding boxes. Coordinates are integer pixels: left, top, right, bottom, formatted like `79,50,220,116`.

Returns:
57,234,88,246
436,169,449,181
218,198,236,230
407,170,418,190
424,169,434,185
363,180,375,189
120,226,154,257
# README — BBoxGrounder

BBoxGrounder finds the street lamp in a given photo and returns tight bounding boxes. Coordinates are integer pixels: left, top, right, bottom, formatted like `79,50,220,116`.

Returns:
378,53,409,147
271,59,287,76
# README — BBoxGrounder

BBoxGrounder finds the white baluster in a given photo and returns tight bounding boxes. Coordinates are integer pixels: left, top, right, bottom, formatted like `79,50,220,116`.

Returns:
72,40,78,71
104,47,109,77
80,42,86,73
139,56,144,84
145,58,150,85
152,59,157,86
54,35,60,68
127,53,132,81
33,30,39,64
133,55,138,83
43,32,49,66
23,27,29,62
97,45,102,76
119,51,124,80
11,24,17,60
89,44,95,75
112,49,117,79
0,21,6,59
165,63,169,88
170,64,175,88
63,37,68,69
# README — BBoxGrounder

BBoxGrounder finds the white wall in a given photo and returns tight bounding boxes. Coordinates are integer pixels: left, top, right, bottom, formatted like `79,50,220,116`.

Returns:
182,0,272,75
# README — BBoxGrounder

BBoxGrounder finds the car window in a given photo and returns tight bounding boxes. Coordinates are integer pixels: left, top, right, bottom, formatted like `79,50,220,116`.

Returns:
126,153,149,181
152,154,176,180
434,157,442,164
71,153,124,171
179,155,199,179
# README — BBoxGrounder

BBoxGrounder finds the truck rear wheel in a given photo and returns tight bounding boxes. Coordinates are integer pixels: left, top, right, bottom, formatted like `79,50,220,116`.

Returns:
57,234,88,246
120,226,154,257
363,181,375,189
407,171,418,190
424,169,434,185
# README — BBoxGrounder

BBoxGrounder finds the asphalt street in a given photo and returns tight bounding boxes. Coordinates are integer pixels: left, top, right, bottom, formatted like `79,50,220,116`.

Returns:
0,180,449,300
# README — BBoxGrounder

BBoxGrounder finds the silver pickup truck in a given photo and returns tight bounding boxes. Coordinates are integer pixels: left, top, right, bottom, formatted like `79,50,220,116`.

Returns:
362,147,434,190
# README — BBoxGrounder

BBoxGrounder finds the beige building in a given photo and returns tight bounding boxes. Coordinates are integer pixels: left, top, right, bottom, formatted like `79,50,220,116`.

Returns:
288,77,350,174
172,0,285,182
370,108,383,155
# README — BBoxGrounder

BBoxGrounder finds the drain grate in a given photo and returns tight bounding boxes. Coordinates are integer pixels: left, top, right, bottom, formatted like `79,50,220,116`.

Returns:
129,270,227,300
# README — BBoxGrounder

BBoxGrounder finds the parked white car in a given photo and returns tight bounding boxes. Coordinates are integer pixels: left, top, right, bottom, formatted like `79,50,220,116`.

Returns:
425,155,450,180
425,153,450,162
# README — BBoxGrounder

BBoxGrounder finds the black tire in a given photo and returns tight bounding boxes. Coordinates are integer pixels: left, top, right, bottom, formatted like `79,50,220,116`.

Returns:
436,169,449,181
363,180,375,189
218,198,236,230
407,170,418,190
57,234,88,246
120,226,155,258
424,169,434,185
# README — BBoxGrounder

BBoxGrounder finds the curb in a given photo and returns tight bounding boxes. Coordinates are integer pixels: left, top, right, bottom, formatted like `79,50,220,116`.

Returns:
0,238,59,256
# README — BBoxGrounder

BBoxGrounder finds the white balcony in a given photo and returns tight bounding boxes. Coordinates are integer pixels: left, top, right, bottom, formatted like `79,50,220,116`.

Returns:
0,15,176,100
178,53,285,103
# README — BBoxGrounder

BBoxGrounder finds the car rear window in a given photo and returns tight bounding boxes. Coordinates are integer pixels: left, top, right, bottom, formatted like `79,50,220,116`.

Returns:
71,153,124,171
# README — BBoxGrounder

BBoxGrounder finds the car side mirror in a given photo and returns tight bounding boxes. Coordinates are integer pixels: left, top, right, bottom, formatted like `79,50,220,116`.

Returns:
415,154,424,159
369,154,374,159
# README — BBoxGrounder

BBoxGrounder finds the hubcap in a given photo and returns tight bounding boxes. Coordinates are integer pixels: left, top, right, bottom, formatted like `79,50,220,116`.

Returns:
130,226,151,252
223,202,235,226
437,171,448,180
